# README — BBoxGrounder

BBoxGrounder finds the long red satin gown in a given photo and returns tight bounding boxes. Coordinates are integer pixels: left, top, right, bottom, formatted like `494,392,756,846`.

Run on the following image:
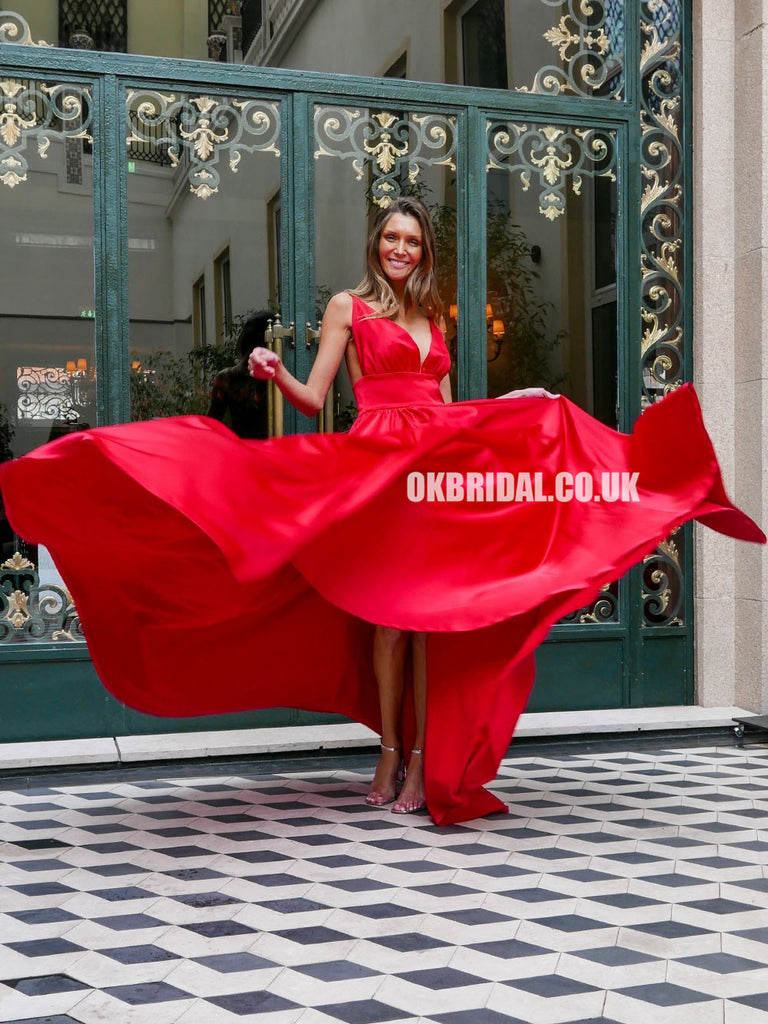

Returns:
0,294,764,825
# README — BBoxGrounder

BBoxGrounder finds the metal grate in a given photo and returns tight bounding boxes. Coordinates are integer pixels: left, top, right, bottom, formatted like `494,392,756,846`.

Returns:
208,0,229,34
58,0,127,51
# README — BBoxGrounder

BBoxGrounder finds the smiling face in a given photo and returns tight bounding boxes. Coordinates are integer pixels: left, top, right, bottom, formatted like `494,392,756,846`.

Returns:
378,212,423,288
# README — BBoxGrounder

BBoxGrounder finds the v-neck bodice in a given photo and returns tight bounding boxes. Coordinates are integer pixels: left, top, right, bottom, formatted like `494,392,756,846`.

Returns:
350,294,451,381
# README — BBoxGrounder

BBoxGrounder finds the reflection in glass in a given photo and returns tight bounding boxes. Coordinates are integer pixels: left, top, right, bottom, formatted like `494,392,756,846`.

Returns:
125,88,282,429
459,0,624,99
484,120,618,424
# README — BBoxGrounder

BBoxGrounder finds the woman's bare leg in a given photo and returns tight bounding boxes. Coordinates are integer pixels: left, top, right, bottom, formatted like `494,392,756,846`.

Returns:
393,631,427,813
366,625,409,805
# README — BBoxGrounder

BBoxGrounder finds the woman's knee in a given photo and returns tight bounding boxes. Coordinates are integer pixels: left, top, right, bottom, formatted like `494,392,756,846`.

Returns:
375,625,408,653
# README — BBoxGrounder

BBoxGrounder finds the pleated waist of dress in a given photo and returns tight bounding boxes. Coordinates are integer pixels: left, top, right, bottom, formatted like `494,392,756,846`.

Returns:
353,372,444,411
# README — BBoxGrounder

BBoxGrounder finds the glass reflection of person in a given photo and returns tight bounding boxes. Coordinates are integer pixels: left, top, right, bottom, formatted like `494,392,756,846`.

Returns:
249,198,447,815
208,311,271,439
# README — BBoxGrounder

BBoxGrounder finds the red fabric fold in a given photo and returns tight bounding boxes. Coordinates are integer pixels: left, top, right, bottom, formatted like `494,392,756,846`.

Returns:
0,377,763,826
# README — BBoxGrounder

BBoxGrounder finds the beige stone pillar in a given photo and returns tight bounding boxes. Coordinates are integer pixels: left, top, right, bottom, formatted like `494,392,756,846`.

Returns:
733,1,768,711
695,1,768,712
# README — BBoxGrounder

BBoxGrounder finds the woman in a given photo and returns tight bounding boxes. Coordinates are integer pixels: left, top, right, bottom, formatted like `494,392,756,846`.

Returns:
249,197,451,813
0,200,763,826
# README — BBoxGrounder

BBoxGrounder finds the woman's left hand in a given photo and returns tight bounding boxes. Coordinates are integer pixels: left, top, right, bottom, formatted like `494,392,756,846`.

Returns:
496,387,558,400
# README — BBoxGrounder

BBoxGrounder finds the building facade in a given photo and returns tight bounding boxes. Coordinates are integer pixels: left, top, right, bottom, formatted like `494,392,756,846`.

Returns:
0,0,765,743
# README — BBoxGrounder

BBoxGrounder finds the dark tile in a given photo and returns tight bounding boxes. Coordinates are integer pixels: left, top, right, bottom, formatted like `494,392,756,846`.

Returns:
469,939,552,959
195,952,277,972
208,991,301,1014
184,921,258,938
363,839,425,851
690,856,751,869
262,897,329,913
734,878,768,894
681,898,757,915
349,903,419,920
313,1000,409,1023
469,864,532,878
162,889,239,913
94,914,165,930
101,945,180,965
398,967,485,990
309,856,369,868
438,908,510,925
533,914,613,932
228,850,292,864
8,908,79,925
8,882,75,897
89,886,153,902
500,887,570,904
329,878,391,892
9,858,69,873
680,952,765,973
413,883,476,898
371,933,450,952
507,974,599,996
574,946,657,966
105,982,191,1005
146,827,203,838
244,872,307,887
617,982,715,1006
630,921,711,939
282,833,344,846
84,863,145,877
297,960,380,981
519,847,580,860
733,993,768,1012
7,938,84,957
221,831,273,843
274,926,352,944
383,859,452,873
153,845,216,858
163,867,225,881
554,869,618,883
641,873,706,888
8,975,89,996
442,843,505,856
83,842,139,854
732,927,768,945
592,893,663,909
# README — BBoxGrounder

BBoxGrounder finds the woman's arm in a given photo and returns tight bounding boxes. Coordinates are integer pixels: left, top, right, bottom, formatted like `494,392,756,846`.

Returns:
439,373,452,404
249,292,352,417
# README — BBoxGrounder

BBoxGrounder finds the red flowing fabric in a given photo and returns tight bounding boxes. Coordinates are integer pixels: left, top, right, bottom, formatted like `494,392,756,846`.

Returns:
0,295,764,825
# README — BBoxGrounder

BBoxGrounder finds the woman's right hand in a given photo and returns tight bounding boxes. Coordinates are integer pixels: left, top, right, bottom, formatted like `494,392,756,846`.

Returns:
248,347,281,379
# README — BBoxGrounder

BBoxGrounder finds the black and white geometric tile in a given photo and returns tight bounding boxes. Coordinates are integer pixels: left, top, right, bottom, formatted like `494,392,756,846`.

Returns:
2,743,768,1023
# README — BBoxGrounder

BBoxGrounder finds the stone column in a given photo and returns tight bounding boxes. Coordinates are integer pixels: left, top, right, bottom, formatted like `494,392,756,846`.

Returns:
733,1,768,712
693,1,738,707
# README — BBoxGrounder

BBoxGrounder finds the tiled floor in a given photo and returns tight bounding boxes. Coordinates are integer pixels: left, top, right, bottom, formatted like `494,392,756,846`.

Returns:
2,741,768,1023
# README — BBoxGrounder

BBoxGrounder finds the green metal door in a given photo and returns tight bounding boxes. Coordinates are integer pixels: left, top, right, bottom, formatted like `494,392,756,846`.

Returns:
0,2,692,742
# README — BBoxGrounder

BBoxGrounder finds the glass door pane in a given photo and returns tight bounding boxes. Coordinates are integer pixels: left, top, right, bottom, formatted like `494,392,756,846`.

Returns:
0,76,94,644
124,87,284,437
312,103,459,429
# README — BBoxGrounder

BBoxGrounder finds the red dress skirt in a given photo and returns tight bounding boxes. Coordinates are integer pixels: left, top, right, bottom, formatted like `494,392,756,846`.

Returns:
1,295,763,824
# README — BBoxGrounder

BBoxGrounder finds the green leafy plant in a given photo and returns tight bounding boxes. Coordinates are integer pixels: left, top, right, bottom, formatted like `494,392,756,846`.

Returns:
129,317,247,421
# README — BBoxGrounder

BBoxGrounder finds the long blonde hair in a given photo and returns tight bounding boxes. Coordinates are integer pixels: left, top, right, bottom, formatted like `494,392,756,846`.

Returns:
350,197,442,323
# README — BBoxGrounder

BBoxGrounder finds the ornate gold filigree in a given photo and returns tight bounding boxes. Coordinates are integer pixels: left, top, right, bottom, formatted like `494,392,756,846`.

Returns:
519,0,623,99
487,121,617,221
0,11,53,46
127,90,281,200
2,551,34,571
314,106,456,209
0,78,92,189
